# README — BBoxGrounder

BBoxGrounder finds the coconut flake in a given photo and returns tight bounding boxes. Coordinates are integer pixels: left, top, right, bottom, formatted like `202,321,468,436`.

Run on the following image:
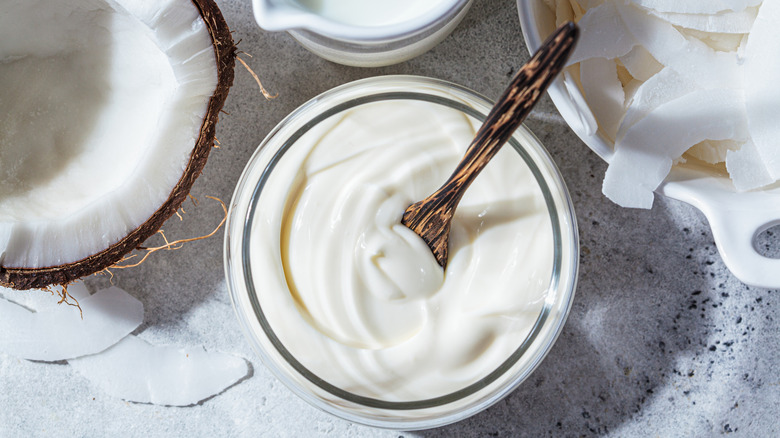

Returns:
629,0,762,14
617,2,741,88
680,28,747,53
743,0,780,179
604,88,748,208
727,139,775,191
614,62,633,87
622,79,643,107
562,70,601,137
568,0,588,20
0,285,143,361
580,57,625,141
69,336,249,406
578,0,606,10
567,1,637,65
618,45,663,82
618,67,698,140
554,0,575,27
647,7,757,34
686,139,741,164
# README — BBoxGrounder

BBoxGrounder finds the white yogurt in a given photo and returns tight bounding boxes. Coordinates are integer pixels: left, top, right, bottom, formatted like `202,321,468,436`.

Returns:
249,99,554,401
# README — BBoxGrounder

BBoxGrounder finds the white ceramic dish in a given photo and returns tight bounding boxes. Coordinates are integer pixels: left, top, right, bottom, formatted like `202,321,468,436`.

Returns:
517,1,780,289
253,0,472,67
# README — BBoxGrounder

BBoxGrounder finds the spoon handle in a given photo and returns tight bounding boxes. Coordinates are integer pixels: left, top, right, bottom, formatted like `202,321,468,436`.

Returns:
425,21,577,208
402,22,578,266
445,21,578,198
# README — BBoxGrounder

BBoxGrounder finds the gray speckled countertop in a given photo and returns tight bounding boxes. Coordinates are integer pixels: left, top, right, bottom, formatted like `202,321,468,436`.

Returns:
2,0,779,436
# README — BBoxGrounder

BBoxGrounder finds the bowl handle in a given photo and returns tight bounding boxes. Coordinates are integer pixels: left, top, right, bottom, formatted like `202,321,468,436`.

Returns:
705,207,780,289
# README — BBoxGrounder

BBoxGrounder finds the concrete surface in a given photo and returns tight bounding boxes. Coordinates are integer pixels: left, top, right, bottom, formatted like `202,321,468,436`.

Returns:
1,0,779,436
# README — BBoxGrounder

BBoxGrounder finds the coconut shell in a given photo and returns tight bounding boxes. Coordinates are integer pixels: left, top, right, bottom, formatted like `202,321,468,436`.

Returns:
0,0,236,290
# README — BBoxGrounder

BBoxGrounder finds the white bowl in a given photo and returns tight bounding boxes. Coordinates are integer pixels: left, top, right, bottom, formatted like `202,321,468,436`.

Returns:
252,0,472,67
517,1,780,289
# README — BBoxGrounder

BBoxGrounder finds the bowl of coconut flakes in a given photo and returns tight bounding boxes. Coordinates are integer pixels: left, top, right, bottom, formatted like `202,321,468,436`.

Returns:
518,0,780,288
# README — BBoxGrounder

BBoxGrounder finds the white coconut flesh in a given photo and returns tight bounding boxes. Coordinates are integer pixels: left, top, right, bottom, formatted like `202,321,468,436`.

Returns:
0,0,219,271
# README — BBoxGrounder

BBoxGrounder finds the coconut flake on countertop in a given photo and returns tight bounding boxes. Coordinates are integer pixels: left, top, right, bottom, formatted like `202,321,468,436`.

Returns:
543,0,775,208
69,335,250,406
0,283,143,361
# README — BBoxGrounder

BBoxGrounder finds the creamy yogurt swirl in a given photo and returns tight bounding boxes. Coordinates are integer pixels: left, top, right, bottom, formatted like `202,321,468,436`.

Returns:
250,99,554,401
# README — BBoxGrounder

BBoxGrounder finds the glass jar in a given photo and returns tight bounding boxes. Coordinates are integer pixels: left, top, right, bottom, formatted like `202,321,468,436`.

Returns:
225,76,579,429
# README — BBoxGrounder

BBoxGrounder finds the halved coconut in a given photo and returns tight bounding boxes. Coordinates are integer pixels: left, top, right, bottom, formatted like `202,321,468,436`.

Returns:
0,0,235,289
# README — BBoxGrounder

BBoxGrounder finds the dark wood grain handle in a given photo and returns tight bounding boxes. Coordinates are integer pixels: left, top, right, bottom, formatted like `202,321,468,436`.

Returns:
402,22,578,268
423,21,577,211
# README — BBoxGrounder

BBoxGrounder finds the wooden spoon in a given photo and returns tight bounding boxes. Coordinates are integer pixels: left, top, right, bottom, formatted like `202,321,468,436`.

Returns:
401,21,579,269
